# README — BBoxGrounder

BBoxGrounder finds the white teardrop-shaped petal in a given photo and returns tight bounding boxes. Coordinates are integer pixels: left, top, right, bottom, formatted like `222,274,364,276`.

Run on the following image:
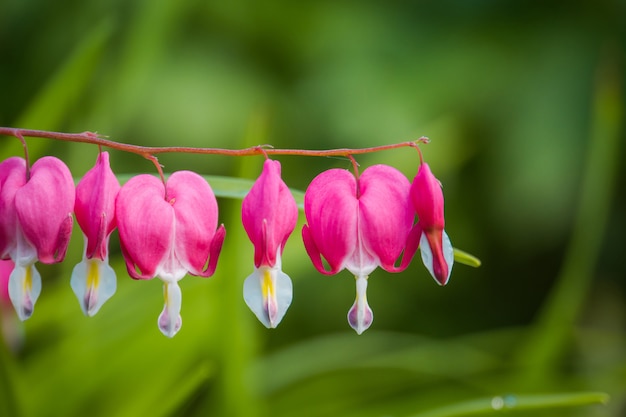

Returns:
71,257,117,317
8,263,41,321
347,275,373,335
158,280,182,337
244,266,293,328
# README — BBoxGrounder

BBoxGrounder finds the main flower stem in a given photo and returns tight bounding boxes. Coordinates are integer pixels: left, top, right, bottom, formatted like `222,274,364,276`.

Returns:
0,127,429,158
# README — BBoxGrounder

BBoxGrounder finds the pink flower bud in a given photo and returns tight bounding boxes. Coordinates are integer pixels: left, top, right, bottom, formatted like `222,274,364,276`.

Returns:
242,159,298,328
410,163,454,285
71,152,121,316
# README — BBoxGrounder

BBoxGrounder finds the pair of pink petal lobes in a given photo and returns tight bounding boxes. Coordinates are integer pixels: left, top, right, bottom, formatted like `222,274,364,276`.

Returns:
0,156,74,264
70,248,117,317
303,165,418,334
7,262,41,321
0,156,73,321
353,165,418,274
243,250,293,328
410,163,454,285
158,280,182,338
117,171,224,281
116,171,225,336
347,276,373,335
15,157,75,264
303,165,416,277
74,151,120,261
242,159,298,269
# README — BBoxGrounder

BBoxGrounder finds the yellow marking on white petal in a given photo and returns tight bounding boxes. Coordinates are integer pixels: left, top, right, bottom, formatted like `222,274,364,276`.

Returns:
24,265,32,293
262,268,275,300
86,260,100,291
163,282,170,307
261,268,280,327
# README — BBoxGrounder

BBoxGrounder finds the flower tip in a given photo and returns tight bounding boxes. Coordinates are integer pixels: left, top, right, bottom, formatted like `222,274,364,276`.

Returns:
158,310,182,338
347,300,373,335
16,299,33,321
433,269,450,286
420,230,454,286
84,290,98,317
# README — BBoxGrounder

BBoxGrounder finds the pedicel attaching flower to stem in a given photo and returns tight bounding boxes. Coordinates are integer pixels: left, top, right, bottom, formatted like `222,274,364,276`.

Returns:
0,156,74,320
115,170,226,337
71,151,121,316
302,163,420,334
242,159,298,328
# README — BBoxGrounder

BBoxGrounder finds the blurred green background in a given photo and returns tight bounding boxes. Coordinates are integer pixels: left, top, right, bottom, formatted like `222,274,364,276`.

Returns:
0,0,624,416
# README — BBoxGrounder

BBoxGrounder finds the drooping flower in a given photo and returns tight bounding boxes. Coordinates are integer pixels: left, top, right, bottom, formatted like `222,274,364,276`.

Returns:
241,159,298,328
0,156,74,320
71,151,120,316
410,162,454,285
302,165,420,334
115,171,226,337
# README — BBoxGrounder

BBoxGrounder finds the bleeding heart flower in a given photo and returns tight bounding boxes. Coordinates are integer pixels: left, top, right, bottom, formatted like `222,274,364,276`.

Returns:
0,156,74,320
116,171,225,337
410,162,453,285
302,165,420,334
241,159,298,328
71,151,120,316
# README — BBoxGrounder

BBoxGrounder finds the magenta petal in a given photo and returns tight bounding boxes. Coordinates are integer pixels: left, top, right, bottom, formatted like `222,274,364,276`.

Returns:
302,224,336,275
410,163,445,230
242,159,298,268
75,152,120,261
15,157,75,264
303,169,358,273
358,165,414,272
0,157,27,259
167,171,222,277
116,175,173,279
395,222,422,272
410,163,454,283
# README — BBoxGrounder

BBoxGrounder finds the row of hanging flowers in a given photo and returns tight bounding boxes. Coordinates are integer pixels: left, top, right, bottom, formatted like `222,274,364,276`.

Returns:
0,128,477,337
